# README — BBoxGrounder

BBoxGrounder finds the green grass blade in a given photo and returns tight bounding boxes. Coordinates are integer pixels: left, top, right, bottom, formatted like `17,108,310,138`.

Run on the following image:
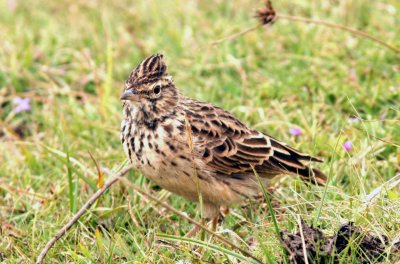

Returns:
251,166,280,238
313,134,340,226
65,150,76,213
157,233,257,263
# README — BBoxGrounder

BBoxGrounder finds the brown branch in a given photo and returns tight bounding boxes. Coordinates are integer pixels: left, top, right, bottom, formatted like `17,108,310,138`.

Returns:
211,24,262,45
297,216,309,264
36,164,262,263
276,14,400,54
35,164,135,264
120,178,263,264
211,0,399,54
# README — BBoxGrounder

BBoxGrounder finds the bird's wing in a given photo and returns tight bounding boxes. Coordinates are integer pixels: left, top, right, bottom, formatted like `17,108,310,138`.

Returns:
184,100,326,185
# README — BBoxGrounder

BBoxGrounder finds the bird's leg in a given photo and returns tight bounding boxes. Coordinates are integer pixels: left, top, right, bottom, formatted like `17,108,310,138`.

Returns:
212,216,219,231
221,206,230,217
204,203,219,234
186,218,214,237
185,203,219,237
210,206,229,231
186,225,201,237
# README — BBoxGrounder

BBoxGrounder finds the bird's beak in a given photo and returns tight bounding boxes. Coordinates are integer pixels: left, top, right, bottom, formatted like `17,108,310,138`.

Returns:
120,89,139,101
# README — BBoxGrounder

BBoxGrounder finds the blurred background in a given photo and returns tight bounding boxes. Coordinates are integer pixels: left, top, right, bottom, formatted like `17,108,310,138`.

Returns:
0,0,399,262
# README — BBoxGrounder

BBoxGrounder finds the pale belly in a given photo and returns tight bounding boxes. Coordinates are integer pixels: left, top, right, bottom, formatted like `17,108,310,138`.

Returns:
121,118,258,206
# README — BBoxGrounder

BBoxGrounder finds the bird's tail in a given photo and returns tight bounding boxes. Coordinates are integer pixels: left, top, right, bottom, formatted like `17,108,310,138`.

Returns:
304,167,327,186
266,137,328,185
278,164,327,186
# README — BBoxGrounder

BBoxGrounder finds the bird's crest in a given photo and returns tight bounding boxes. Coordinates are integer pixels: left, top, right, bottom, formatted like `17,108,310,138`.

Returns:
126,53,168,87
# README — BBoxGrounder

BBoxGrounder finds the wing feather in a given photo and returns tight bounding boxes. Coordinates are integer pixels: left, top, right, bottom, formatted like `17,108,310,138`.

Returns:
185,100,326,185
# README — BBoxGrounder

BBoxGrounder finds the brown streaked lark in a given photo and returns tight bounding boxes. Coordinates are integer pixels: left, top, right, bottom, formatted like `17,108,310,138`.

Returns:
120,54,326,234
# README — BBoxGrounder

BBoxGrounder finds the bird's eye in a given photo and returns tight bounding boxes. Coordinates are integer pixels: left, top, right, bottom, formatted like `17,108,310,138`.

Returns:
153,85,161,94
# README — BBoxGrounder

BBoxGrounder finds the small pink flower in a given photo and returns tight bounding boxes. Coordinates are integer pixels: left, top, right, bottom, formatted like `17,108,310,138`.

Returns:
13,97,31,113
348,117,360,124
348,68,358,82
7,0,17,12
289,127,302,137
389,86,400,93
342,140,353,152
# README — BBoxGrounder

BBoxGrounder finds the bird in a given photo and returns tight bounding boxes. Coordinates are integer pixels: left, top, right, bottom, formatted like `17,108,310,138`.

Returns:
120,53,326,235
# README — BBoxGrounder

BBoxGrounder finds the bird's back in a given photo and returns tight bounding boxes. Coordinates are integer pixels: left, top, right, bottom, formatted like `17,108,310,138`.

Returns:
181,97,327,186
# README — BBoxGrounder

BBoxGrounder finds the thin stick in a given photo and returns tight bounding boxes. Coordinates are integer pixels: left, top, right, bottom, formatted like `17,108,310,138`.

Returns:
210,15,399,54
184,116,203,222
277,14,400,54
35,164,135,264
120,178,263,264
36,164,262,264
211,24,262,45
297,216,309,264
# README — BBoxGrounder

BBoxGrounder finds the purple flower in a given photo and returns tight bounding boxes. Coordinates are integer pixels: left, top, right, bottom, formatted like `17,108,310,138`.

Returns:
342,140,353,152
389,86,400,93
13,97,31,113
7,0,17,12
348,117,360,124
289,127,302,137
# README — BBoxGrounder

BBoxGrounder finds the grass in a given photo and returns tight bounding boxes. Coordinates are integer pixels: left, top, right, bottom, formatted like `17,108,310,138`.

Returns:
0,0,399,263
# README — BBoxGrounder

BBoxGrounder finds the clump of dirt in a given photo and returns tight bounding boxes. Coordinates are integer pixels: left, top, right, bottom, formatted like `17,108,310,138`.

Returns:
281,221,400,263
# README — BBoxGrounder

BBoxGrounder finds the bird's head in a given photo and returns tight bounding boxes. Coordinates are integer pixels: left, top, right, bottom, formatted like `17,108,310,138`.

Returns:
121,54,178,123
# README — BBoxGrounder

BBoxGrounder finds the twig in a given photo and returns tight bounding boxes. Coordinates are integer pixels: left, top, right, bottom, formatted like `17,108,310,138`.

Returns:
36,164,262,264
184,115,205,238
211,0,399,54
276,14,400,54
120,178,263,264
35,164,135,264
211,24,262,45
184,116,203,216
297,216,310,264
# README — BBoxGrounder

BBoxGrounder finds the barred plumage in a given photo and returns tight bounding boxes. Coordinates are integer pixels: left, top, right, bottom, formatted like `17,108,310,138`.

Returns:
120,54,327,229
